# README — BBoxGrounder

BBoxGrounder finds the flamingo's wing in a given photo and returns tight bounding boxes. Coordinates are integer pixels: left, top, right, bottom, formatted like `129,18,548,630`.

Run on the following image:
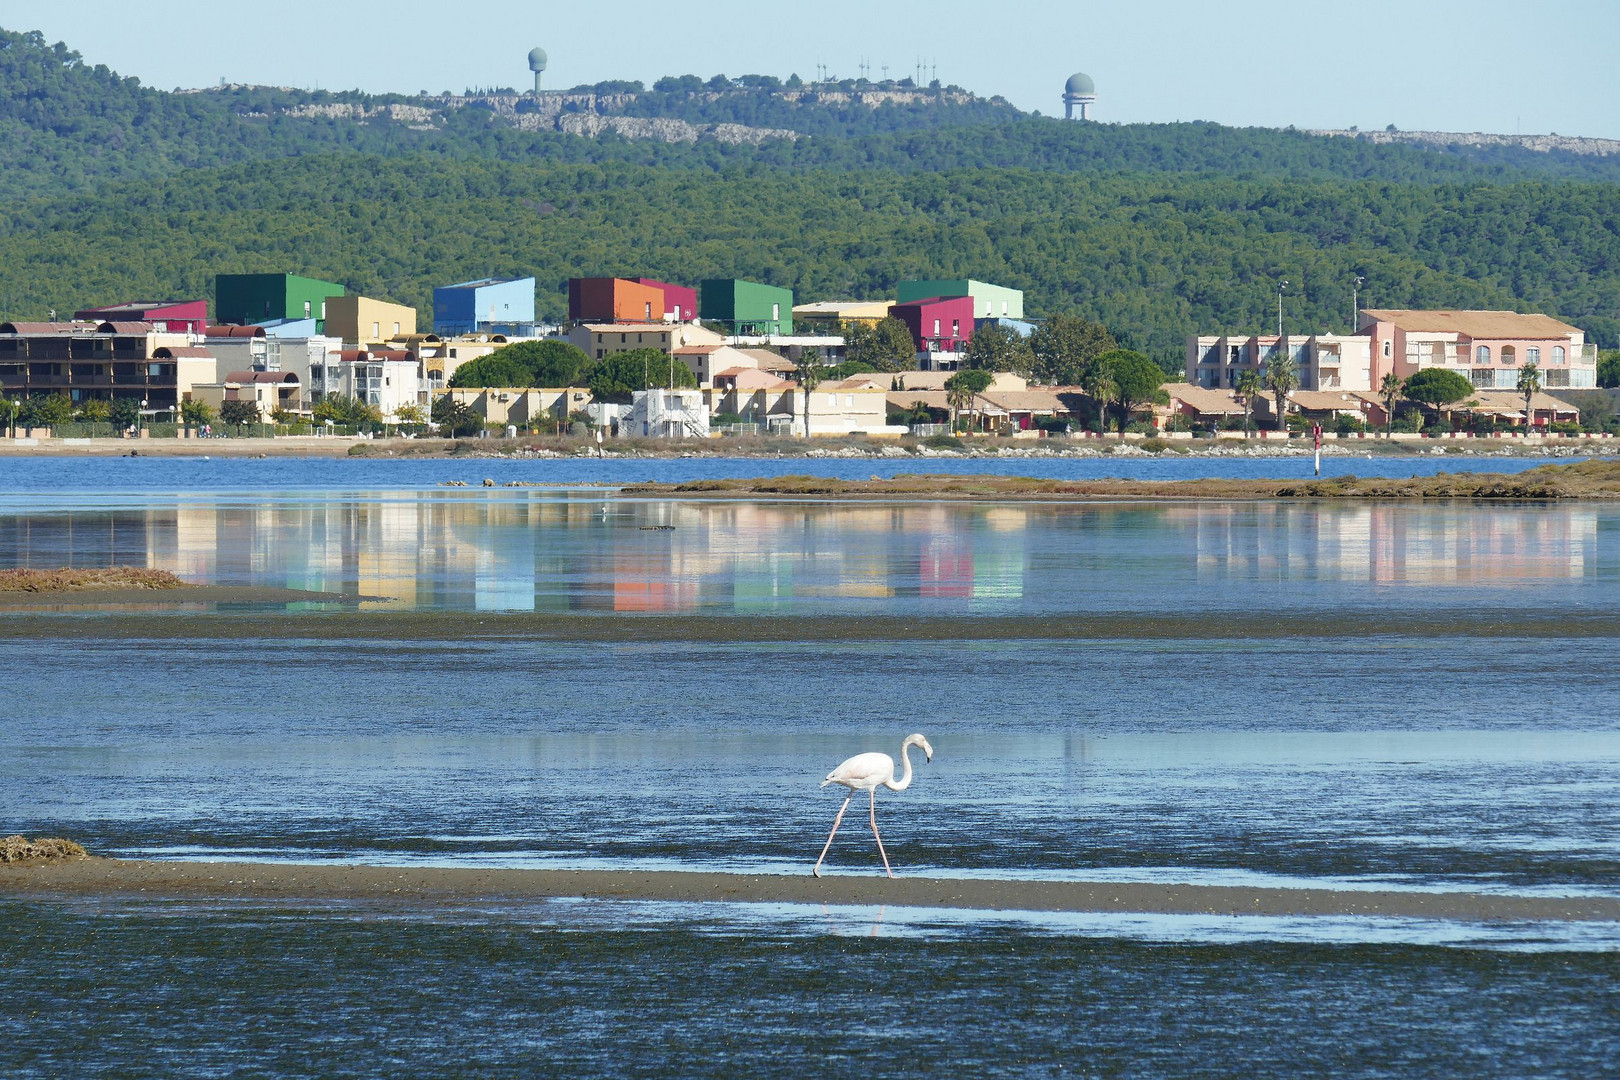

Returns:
822,752,894,788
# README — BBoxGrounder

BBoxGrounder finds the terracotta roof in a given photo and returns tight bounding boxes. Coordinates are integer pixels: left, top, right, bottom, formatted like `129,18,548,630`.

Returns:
714,367,789,389
159,347,215,359
0,321,98,334
98,321,156,334
1361,309,1581,339
225,370,299,384
1165,383,1249,416
337,350,368,363
978,390,1069,413
673,345,724,355
1466,390,1583,416
814,378,887,392
369,350,412,361
206,325,266,338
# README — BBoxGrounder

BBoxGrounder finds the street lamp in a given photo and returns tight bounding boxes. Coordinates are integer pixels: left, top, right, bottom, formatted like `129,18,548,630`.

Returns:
9,398,17,439
1277,280,1289,338
1351,276,1366,331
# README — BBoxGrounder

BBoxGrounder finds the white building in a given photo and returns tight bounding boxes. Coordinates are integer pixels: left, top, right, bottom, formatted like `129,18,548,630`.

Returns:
1186,333,1374,392
623,388,710,439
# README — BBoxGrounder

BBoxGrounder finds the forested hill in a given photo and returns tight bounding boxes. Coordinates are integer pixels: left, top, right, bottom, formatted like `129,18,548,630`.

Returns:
6,26,1620,202
2,27,1618,361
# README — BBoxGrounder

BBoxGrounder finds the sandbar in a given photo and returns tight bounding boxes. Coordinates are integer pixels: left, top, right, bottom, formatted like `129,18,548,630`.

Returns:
3,859,1615,922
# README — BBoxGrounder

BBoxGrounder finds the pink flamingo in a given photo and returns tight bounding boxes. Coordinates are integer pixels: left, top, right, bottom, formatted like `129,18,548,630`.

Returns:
813,733,933,878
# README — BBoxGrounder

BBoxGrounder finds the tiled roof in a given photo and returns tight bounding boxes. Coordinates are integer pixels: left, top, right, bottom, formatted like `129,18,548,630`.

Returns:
1362,309,1581,339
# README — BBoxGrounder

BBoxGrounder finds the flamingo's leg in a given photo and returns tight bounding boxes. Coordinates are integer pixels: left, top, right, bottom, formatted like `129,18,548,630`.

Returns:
813,793,853,877
869,788,893,878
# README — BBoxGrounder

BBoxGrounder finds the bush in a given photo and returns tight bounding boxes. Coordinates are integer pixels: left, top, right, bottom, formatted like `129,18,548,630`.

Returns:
922,434,966,450
1331,414,1366,436
1138,437,1169,452
1550,421,1581,436
1125,420,1157,435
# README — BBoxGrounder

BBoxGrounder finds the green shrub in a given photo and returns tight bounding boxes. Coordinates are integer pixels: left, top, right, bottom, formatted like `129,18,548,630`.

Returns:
922,434,966,450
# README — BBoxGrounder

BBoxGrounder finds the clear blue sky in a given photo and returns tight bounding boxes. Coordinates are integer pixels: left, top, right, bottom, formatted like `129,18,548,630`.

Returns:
16,0,1620,138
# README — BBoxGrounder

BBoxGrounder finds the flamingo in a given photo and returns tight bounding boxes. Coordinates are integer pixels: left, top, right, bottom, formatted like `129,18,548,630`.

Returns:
813,733,933,878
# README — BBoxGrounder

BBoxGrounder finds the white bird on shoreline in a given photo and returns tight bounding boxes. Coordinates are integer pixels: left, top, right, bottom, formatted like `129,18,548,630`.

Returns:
813,733,933,879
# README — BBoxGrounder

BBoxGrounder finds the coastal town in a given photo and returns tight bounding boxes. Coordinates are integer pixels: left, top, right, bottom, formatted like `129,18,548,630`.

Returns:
1,272,1614,446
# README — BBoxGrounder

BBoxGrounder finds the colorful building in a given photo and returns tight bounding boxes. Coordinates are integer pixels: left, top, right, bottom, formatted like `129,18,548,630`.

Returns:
433,277,536,336
214,274,346,331
892,295,975,353
896,279,1024,320
74,301,208,335
324,296,419,346
634,278,697,322
0,320,207,411
1358,309,1597,390
569,278,668,324
700,279,793,335
792,300,894,333
1187,309,1598,393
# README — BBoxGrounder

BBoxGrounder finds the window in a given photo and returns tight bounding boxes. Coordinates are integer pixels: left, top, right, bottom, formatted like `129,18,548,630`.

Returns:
303,301,312,318
952,320,960,338
933,319,941,336
772,304,780,321
320,301,327,320
1476,345,1491,364
372,322,380,340
1383,340,1392,358
1526,347,1540,365
392,322,400,337
1553,346,1566,364
1500,345,1515,366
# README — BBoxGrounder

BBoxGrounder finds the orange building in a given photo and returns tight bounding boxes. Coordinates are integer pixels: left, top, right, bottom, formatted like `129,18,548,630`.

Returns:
568,278,669,324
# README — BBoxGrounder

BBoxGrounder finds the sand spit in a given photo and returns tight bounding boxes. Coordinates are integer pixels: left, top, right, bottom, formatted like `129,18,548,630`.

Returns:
4,860,1617,922
0,584,366,609
621,459,1620,501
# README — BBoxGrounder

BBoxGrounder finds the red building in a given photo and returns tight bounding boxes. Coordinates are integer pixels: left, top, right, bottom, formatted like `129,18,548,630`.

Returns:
892,295,974,352
74,300,208,335
634,278,697,322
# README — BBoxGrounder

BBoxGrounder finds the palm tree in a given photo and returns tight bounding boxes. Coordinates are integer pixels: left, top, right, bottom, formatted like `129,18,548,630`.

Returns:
1265,350,1299,432
1079,357,1116,434
1517,362,1542,432
795,353,823,439
1234,369,1261,438
1379,372,1404,437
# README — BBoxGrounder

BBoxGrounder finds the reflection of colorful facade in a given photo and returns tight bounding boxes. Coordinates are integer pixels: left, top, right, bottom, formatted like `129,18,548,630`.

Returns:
9,498,1606,618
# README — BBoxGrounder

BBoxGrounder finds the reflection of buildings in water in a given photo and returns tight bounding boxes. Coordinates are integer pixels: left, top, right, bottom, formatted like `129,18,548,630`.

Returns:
1188,503,1598,585
972,507,1028,603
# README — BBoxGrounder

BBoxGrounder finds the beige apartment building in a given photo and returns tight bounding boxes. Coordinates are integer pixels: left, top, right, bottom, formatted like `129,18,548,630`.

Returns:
325,296,419,346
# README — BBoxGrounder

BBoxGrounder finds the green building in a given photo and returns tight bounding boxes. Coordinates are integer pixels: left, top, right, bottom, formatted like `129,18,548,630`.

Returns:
896,279,1024,321
700,279,793,336
215,273,347,332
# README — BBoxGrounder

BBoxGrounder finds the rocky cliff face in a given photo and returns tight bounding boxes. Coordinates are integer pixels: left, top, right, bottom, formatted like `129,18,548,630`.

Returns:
1305,129,1620,157
233,85,973,146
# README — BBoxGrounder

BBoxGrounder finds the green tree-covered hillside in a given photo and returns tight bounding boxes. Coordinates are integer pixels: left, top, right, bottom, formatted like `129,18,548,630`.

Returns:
2,158,1617,360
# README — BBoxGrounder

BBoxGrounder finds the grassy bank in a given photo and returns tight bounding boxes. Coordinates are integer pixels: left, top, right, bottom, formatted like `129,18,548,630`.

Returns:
621,459,1620,500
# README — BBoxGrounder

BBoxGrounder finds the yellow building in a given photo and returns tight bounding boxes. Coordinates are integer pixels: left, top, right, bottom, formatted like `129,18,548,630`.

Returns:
792,301,894,332
325,295,419,346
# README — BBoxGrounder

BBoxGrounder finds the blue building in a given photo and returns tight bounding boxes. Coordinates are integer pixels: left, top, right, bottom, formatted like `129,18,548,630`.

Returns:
433,277,537,336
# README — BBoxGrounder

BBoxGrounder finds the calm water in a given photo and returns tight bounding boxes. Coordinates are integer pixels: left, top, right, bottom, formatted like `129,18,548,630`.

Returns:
0,450,1603,493
4,467,1618,1076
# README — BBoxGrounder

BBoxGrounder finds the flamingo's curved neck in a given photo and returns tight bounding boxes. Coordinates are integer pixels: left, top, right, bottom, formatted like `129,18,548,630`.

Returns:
885,741,916,792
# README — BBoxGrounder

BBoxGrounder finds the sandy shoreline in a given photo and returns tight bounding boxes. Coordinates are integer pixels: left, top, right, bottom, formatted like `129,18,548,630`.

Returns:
4,859,1615,922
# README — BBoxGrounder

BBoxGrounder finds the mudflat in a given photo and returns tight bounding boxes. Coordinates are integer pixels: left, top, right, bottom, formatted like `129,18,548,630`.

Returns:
5,859,1617,922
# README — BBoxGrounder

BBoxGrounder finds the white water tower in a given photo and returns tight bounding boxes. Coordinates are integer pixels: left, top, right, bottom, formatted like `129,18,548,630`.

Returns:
528,47,548,94
1063,71,1096,120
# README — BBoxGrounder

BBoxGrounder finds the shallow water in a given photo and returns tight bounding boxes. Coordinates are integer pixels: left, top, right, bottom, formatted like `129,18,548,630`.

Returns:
0,450,1602,493
4,472,1618,1074
4,899,1618,1079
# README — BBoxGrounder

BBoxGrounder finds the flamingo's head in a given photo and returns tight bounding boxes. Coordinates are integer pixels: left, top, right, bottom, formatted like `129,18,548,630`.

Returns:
906,733,933,762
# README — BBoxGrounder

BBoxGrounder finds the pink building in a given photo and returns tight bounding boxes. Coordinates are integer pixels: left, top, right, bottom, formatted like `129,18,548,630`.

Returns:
635,278,697,322
1358,309,1597,390
75,300,208,335
893,295,974,353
